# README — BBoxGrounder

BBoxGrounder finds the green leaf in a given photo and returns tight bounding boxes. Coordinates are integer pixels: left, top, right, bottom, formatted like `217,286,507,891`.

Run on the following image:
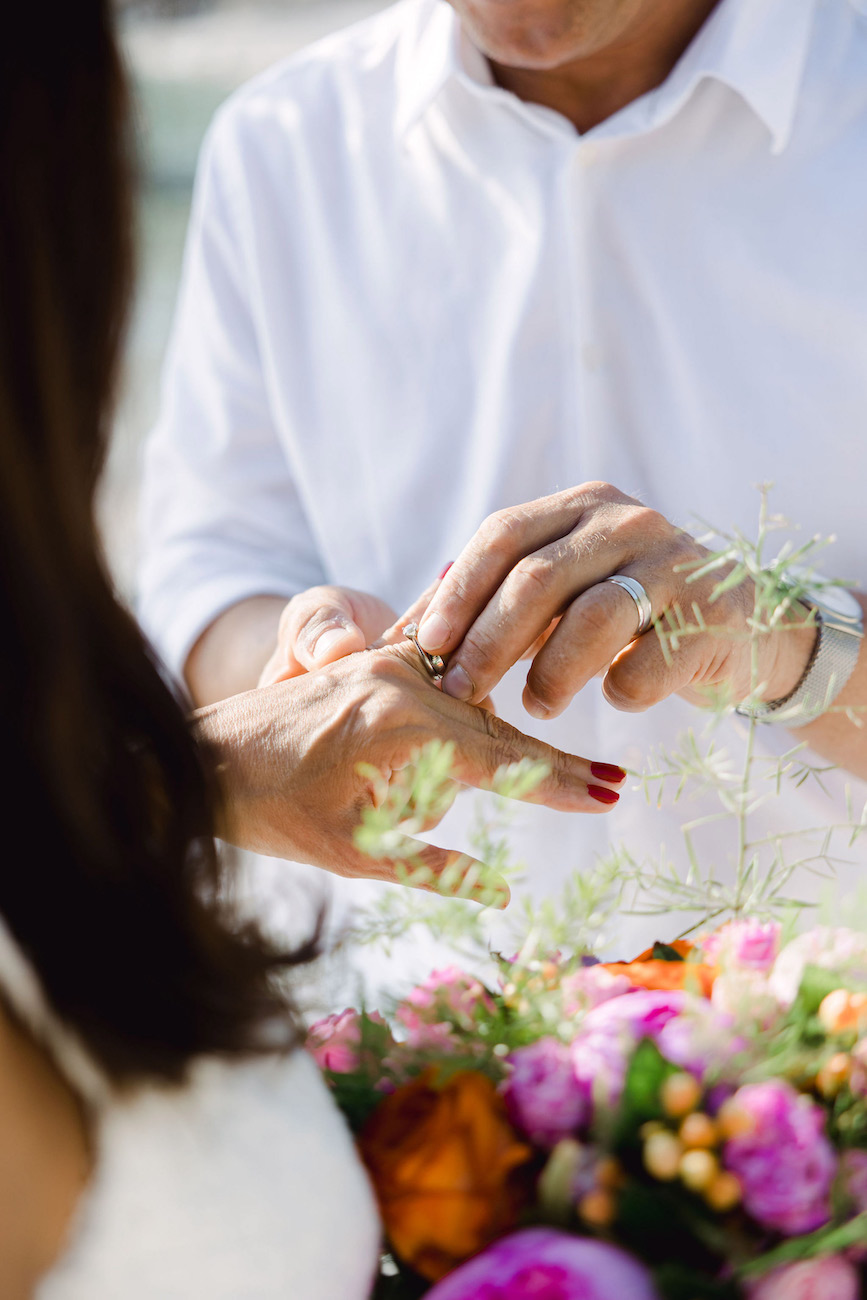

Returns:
790,963,842,1021
652,942,686,962
738,1212,867,1279
611,1039,680,1148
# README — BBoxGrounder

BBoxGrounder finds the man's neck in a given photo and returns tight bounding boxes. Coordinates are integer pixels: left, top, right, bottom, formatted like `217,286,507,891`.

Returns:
489,0,721,134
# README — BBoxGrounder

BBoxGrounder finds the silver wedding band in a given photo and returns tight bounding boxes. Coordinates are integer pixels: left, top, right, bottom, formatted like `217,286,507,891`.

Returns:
605,575,654,637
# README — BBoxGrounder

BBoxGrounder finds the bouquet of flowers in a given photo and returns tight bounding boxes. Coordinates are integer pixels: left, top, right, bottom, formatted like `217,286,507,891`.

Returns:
308,921,867,1299
309,501,867,1297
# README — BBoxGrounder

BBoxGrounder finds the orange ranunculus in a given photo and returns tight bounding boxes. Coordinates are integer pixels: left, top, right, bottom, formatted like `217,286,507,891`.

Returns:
358,1068,532,1281
632,940,696,962
601,958,716,997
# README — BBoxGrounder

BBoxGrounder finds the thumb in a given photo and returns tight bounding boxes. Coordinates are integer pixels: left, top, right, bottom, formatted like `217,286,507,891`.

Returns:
294,606,367,671
282,587,369,672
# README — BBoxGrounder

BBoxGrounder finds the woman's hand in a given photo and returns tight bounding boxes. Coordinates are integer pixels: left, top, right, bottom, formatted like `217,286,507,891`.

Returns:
197,640,626,902
414,482,817,719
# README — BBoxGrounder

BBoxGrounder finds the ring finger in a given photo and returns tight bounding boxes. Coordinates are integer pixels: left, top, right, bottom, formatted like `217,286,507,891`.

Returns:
524,568,669,718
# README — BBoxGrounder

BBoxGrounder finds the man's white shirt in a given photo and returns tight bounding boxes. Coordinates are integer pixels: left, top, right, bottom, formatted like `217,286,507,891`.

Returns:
140,0,867,958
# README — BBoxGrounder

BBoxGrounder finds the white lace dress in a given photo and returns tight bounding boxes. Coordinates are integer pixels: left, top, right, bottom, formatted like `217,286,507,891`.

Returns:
0,918,380,1299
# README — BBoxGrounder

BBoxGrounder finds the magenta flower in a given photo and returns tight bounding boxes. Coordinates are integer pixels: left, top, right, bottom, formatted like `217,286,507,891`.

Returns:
306,1009,388,1073
502,1038,590,1147
702,920,781,973
723,1081,836,1235
424,1228,659,1300
747,1257,859,1300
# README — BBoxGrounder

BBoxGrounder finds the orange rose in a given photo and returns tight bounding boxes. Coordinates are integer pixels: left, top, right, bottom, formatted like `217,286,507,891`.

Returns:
358,1068,532,1280
602,958,716,997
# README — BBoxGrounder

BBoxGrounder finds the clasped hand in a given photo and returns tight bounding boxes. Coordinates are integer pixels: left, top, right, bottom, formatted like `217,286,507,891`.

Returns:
261,481,816,724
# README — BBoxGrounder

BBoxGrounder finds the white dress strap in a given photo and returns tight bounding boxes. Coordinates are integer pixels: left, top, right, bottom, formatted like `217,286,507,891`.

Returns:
0,913,110,1109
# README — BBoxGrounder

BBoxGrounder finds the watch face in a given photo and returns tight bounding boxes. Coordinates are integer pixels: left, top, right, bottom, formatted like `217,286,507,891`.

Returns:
809,585,863,632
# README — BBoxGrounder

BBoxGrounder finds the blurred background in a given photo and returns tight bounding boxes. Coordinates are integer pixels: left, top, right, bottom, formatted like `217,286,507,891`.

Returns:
103,0,389,597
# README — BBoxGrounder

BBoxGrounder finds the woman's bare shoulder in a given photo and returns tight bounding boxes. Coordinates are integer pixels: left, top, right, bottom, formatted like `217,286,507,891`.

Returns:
0,1000,92,1297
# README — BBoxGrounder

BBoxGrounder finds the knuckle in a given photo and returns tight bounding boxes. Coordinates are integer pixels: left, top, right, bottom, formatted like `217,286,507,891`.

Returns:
511,552,557,597
477,507,524,556
481,712,525,768
604,655,659,712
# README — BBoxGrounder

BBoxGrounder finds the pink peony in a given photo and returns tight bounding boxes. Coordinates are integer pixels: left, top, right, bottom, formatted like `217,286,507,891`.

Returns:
560,966,635,1017
306,1009,388,1073
723,1081,836,1235
395,966,495,1050
425,1228,659,1300
702,920,781,973
747,1257,859,1300
570,990,734,1112
502,1038,590,1148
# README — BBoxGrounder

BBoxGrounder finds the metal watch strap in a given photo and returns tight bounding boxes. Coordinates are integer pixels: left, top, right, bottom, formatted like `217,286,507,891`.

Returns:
736,613,860,727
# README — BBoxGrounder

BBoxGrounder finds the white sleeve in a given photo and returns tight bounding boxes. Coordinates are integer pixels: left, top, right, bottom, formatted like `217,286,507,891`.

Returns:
137,109,325,682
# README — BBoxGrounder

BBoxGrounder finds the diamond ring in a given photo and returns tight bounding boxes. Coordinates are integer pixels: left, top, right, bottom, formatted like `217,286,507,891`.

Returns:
403,622,447,683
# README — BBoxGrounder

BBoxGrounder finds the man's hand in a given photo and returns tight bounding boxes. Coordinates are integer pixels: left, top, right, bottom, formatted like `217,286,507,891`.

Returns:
196,640,627,903
258,586,398,687
414,482,818,720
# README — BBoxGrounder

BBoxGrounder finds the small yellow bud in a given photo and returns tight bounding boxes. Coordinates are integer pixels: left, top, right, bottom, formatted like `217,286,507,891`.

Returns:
679,1112,719,1150
679,1149,719,1193
577,1188,617,1229
643,1131,684,1182
661,1072,702,1119
704,1170,742,1213
816,1052,851,1098
717,1097,755,1141
639,1120,666,1141
595,1156,626,1191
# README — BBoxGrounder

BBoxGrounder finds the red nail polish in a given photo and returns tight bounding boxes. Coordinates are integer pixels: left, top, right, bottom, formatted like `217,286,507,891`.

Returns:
438,562,454,580
590,762,627,784
588,785,620,805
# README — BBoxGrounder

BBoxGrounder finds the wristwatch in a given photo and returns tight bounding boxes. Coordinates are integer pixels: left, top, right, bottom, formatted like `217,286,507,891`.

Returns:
736,583,863,727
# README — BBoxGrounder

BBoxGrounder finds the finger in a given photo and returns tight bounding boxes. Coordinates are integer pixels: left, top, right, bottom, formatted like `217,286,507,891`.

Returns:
415,485,645,661
441,704,626,812
603,620,704,713
415,491,590,657
375,837,511,908
438,531,634,706
283,587,369,671
524,578,656,718
377,577,443,648
520,617,561,660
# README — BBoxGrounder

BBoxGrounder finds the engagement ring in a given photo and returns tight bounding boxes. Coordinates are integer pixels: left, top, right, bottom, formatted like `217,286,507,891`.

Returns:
403,622,446,684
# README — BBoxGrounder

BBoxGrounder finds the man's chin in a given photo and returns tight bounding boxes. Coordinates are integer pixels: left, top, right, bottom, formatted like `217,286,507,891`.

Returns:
448,0,630,71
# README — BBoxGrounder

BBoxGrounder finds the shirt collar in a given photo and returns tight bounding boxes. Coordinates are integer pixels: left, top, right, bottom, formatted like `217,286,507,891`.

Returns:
641,0,816,155
395,0,816,153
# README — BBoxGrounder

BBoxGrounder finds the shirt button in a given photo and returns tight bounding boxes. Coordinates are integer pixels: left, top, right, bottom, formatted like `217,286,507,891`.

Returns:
579,141,599,166
582,342,603,372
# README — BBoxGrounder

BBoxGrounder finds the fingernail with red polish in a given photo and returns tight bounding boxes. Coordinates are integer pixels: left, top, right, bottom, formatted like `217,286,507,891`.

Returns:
438,561,454,580
588,784,620,805
590,762,627,784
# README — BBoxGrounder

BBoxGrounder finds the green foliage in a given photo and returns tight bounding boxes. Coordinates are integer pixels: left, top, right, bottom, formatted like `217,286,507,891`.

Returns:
350,489,867,967
611,1040,680,1150
738,1212,867,1280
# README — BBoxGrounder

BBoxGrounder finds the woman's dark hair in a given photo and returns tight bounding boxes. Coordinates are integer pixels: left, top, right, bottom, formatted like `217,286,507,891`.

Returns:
0,4,314,1083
